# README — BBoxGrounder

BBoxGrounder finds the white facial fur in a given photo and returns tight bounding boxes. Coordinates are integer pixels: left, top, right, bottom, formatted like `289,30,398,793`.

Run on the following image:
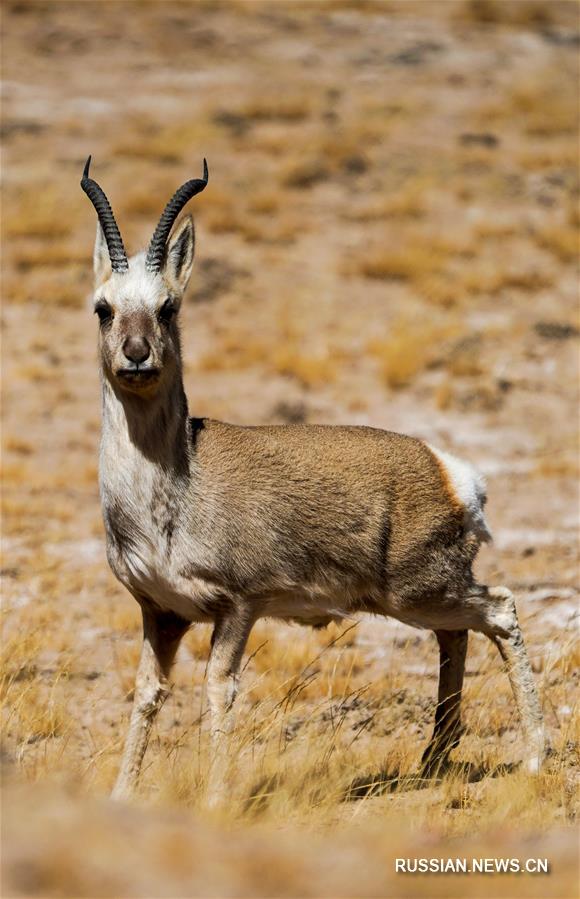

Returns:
97,254,166,309
93,217,195,394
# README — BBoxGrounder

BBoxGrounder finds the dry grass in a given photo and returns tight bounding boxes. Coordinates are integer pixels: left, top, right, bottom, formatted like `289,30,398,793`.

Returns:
534,225,579,264
12,242,87,272
3,186,73,239
3,597,577,852
535,452,580,479
233,92,316,123
197,333,340,388
456,0,567,30
345,232,475,292
347,178,432,223
451,264,554,298
415,274,463,308
272,114,386,191
480,69,578,138
271,346,338,388
3,436,35,456
3,269,85,307
348,242,442,284
200,187,303,243
517,143,580,171
112,118,218,164
4,774,578,898
120,176,181,219
247,190,281,216
368,317,459,389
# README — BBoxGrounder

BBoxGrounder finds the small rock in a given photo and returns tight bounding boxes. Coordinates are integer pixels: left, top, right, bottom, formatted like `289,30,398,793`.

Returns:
390,42,445,66
212,110,250,138
541,29,580,48
534,321,579,341
193,257,248,303
459,132,499,148
343,154,367,174
271,401,308,424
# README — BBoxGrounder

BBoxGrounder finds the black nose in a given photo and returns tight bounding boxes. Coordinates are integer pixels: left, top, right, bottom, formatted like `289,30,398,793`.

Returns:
123,335,150,365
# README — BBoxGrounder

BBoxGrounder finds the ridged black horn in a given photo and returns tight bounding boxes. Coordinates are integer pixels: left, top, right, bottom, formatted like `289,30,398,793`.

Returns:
80,156,129,274
145,159,209,274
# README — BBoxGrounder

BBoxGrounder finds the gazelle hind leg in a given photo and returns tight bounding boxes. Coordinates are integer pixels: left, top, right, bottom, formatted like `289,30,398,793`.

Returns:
421,629,468,776
206,605,254,807
111,603,189,801
481,586,547,772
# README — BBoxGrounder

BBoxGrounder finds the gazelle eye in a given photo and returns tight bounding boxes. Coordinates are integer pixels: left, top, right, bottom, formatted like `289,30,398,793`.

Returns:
94,300,113,325
158,299,176,325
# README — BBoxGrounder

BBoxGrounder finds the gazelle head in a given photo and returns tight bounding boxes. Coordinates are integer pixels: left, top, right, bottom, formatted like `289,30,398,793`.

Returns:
81,157,208,397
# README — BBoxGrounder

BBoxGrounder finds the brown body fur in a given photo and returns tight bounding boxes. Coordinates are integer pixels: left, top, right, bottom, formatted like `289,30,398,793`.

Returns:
184,420,474,620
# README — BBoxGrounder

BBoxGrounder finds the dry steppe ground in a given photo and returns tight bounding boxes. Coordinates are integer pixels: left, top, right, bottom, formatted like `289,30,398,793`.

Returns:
1,1,579,897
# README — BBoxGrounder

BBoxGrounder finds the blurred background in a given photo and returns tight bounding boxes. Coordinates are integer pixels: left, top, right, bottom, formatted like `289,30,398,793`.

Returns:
2,2,579,896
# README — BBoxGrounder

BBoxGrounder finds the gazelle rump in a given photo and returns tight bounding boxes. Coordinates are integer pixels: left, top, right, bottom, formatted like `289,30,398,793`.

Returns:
81,159,546,803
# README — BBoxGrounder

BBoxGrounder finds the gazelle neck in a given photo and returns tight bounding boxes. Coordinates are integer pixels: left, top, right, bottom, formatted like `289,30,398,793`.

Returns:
100,369,190,479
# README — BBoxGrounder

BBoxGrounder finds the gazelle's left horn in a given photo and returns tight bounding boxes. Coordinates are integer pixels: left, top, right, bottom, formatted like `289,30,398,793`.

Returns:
145,159,208,274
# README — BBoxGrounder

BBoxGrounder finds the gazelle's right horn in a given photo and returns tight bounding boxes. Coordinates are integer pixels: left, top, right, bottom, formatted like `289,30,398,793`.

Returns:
80,156,129,274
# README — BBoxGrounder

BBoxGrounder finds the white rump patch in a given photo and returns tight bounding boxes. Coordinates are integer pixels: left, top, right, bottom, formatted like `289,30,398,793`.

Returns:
427,444,492,542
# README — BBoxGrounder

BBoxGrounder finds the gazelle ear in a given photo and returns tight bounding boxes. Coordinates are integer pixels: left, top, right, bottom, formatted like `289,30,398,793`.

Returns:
94,222,111,287
163,215,195,293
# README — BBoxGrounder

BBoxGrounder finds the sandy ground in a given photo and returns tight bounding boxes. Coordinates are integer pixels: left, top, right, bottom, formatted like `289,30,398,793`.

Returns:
1,2,579,897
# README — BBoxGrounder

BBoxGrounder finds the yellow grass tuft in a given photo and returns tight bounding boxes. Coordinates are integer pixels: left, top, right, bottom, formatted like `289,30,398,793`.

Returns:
346,233,472,285
247,191,281,216
534,225,579,264
350,244,442,283
368,317,459,389
4,187,73,239
13,242,87,272
279,158,330,190
535,453,580,479
457,0,559,29
271,347,337,388
3,436,35,456
459,265,553,296
517,144,580,170
235,92,315,123
480,70,578,138
112,119,218,164
415,274,460,307
4,271,84,307
347,178,431,223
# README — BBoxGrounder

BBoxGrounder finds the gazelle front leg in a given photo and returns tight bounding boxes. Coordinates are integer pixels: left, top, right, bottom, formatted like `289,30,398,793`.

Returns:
421,629,468,776
111,601,189,801
206,605,254,807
